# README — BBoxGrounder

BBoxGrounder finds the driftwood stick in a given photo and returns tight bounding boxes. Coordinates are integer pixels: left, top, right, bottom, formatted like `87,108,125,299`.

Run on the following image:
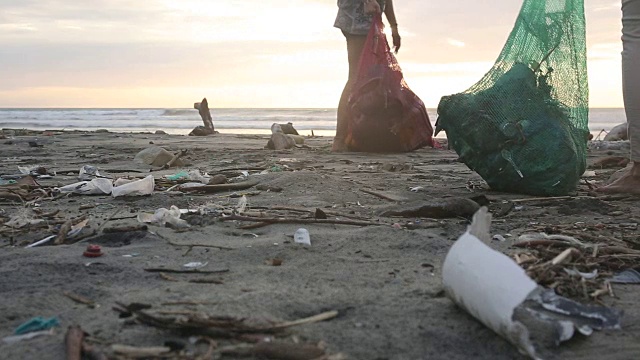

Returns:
557,230,626,246
222,214,381,228
103,225,148,233
97,208,122,234
65,325,84,360
54,220,73,245
510,196,574,203
63,291,96,307
252,205,371,221
360,188,404,202
188,278,225,284
111,345,171,358
144,268,230,274
180,180,259,194
267,310,338,330
240,222,272,230
167,240,234,251
165,149,187,169
513,239,573,248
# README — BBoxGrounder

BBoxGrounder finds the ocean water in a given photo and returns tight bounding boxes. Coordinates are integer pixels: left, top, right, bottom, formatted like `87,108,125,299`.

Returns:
0,108,626,138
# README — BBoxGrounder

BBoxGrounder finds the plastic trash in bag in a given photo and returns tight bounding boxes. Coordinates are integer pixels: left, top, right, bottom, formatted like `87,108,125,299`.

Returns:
345,14,434,153
435,0,589,196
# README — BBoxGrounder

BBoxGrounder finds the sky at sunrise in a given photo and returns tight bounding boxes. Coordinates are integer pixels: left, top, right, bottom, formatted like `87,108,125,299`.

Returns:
0,0,625,108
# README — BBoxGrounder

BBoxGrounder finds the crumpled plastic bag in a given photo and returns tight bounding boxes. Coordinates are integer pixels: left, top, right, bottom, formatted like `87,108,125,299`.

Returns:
58,178,113,195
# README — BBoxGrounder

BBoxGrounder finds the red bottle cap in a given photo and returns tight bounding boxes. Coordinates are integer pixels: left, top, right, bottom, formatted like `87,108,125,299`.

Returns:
83,244,103,258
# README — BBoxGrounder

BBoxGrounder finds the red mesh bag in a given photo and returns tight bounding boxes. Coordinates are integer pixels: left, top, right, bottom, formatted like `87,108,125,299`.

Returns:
345,14,434,152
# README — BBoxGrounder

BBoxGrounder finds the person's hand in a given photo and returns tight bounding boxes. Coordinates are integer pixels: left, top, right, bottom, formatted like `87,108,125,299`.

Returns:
391,27,401,53
363,0,381,15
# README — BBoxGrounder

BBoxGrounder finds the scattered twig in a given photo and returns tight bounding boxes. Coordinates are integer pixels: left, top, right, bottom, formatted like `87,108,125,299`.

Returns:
102,224,148,233
39,209,60,218
253,205,372,221
96,208,121,234
54,220,73,245
144,268,230,274
266,310,338,331
159,273,178,282
161,301,218,306
510,196,574,203
166,149,188,168
188,278,225,285
167,240,234,251
222,214,381,230
111,344,171,358
63,291,97,308
180,179,259,194
360,188,405,202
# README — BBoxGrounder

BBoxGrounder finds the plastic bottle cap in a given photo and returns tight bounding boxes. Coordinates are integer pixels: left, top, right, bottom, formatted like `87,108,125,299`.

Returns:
83,244,103,257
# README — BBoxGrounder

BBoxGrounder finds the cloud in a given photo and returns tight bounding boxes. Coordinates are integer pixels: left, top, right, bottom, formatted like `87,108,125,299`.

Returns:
0,0,627,107
446,38,466,48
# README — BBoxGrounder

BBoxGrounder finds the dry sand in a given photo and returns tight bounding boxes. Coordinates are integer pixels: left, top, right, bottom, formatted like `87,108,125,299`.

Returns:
0,130,639,359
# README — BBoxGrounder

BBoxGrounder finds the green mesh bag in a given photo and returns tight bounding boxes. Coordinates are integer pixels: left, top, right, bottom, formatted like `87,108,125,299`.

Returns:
435,0,589,196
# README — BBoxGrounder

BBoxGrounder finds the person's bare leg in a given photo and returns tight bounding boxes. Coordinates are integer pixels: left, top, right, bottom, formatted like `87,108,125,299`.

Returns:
333,34,366,152
598,0,640,194
333,81,351,152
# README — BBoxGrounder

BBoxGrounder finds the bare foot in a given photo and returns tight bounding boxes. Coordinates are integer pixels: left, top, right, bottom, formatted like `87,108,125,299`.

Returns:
596,162,640,194
331,139,349,152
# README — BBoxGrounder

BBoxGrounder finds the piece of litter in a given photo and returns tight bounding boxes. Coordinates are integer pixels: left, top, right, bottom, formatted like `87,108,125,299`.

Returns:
183,262,208,269
138,205,189,228
563,268,598,280
235,195,248,214
492,234,506,242
78,165,102,181
14,317,60,335
442,207,622,359
2,329,55,344
610,269,640,284
25,235,56,248
294,228,311,245
410,186,425,192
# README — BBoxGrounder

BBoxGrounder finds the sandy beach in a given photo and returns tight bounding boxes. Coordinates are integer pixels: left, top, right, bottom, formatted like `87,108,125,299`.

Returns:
1,129,639,360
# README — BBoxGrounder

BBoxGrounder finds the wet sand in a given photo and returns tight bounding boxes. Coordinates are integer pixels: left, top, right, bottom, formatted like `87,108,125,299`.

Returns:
0,130,639,359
